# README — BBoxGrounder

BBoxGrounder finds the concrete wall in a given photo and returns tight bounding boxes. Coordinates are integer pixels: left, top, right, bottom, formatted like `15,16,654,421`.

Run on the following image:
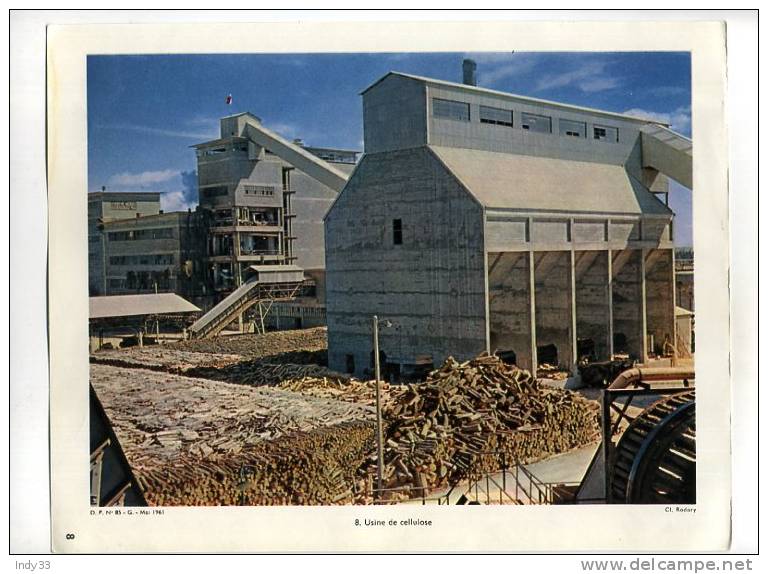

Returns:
574,251,611,361
612,249,644,359
645,249,675,356
289,167,340,272
487,252,533,369
325,147,487,377
533,251,574,369
363,75,428,154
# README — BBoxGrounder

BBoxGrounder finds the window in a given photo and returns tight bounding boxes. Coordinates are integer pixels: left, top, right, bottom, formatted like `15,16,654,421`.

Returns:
593,125,619,142
521,112,552,133
392,219,403,245
432,98,470,122
107,228,175,242
243,185,275,196
479,105,513,127
345,354,356,375
559,119,587,138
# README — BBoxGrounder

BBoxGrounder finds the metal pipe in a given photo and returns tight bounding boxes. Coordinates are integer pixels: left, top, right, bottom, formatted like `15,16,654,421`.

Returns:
608,366,696,389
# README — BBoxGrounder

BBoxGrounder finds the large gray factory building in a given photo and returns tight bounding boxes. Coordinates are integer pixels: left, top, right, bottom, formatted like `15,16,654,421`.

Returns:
325,66,692,378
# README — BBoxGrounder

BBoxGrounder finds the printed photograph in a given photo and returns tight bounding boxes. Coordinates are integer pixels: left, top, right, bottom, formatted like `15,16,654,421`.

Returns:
87,51,695,508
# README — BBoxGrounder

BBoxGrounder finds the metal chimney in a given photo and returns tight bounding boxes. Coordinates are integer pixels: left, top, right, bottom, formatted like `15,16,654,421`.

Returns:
462,59,477,86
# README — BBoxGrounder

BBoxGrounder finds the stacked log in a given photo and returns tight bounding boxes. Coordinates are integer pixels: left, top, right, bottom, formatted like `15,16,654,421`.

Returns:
372,354,600,492
277,377,407,407
186,361,346,387
171,326,328,360
138,422,375,506
91,364,376,505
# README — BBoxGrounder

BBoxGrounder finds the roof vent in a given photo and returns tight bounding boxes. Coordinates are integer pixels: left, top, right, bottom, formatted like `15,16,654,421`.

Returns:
293,138,304,147
462,59,477,86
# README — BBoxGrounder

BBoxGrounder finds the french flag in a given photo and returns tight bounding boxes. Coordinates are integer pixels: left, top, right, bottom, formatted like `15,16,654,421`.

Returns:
225,94,233,105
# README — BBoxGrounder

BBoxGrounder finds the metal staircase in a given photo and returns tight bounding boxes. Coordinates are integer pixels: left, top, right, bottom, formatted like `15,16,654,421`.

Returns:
189,276,302,339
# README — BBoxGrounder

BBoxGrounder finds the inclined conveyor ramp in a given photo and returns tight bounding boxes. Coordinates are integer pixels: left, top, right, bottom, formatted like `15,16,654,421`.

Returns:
189,265,305,339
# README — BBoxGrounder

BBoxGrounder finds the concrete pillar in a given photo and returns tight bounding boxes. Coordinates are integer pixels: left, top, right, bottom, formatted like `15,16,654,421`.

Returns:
607,248,614,358
640,248,648,364
570,244,578,376
528,250,537,378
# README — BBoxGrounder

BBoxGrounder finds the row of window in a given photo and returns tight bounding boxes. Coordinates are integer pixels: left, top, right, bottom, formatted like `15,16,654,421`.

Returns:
110,254,175,266
243,185,276,197
196,144,249,157
109,269,173,291
108,228,175,241
387,218,669,244
432,98,620,142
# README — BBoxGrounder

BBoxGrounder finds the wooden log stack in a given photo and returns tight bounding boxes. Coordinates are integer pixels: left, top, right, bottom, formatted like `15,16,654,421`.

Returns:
186,361,347,388
137,421,375,506
372,354,600,492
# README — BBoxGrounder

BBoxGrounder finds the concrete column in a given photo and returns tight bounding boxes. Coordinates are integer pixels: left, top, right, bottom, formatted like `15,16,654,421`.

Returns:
640,248,648,364
528,250,537,378
607,248,614,358
570,247,578,376
670,248,678,364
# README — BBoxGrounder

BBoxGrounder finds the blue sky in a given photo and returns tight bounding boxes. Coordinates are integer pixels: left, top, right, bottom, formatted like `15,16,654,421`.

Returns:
88,51,692,245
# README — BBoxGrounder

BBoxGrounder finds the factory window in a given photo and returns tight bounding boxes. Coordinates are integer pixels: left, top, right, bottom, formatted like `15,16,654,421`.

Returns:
593,125,619,142
244,185,275,197
107,228,175,244
479,105,513,127
559,119,587,138
432,98,470,122
521,112,552,133
392,219,403,245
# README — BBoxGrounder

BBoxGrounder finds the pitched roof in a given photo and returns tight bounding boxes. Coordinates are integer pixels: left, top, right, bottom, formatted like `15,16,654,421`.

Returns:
429,146,673,217
89,294,200,319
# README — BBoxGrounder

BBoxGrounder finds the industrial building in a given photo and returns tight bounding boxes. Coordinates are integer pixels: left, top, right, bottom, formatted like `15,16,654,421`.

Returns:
186,113,355,335
88,190,163,295
325,65,692,378
88,115,357,336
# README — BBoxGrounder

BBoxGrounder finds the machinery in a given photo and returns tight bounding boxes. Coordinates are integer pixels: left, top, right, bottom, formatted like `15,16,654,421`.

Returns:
576,367,696,504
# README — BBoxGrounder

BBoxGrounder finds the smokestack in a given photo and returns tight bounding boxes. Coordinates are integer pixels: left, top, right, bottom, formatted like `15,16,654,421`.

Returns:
462,59,477,86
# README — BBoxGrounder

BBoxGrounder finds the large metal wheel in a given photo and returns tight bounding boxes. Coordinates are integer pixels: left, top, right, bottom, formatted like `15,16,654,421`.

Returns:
611,390,696,504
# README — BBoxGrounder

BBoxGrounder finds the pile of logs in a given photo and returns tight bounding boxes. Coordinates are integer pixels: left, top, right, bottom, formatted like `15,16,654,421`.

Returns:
91,364,377,505
537,362,570,380
139,422,375,506
186,361,346,387
171,326,328,360
277,376,407,407
90,348,242,373
373,354,600,494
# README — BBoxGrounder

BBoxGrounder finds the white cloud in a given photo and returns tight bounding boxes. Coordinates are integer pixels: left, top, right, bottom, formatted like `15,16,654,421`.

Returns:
622,106,691,133
534,60,619,94
465,52,539,86
108,169,178,187
97,123,217,140
161,190,198,213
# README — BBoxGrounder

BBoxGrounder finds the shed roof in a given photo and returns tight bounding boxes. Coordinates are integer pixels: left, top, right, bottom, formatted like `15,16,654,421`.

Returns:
90,294,200,320
429,146,673,217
